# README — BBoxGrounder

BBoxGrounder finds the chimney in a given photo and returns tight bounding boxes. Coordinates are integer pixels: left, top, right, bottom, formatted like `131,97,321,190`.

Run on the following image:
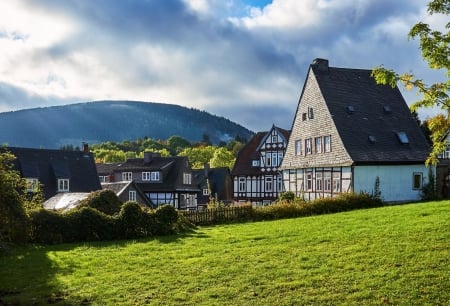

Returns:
312,58,329,72
144,151,152,164
204,163,210,178
82,142,89,153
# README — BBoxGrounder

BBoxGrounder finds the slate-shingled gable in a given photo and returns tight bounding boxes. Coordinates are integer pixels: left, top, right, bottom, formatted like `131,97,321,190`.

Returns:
3,146,101,200
311,64,430,164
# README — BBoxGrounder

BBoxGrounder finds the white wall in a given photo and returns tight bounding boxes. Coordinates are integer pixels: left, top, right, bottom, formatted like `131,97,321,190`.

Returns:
353,165,433,202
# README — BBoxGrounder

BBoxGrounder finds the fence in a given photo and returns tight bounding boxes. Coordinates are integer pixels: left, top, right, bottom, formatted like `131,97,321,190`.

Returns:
181,205,253,225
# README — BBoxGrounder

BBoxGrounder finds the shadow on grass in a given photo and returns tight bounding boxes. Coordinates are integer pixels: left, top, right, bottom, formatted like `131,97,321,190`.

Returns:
0,244,93,305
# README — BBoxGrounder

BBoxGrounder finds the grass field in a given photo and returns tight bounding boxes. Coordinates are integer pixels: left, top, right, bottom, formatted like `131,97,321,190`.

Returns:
1,201,449,305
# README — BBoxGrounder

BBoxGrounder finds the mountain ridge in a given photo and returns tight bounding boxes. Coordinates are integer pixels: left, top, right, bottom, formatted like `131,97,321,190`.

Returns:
0,100,254,148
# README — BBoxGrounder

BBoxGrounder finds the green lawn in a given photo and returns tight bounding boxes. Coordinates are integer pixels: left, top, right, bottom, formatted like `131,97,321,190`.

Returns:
1,201,449,305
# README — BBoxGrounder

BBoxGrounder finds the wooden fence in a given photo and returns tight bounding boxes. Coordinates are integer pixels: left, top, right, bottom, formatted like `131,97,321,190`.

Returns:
181,206,253,225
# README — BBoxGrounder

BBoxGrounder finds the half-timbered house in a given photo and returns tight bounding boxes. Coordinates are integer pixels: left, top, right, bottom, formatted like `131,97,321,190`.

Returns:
231,125,290,205
280,58,432,202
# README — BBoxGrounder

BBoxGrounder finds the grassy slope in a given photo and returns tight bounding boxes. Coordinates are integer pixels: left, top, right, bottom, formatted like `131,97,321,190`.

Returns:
1,201,449,305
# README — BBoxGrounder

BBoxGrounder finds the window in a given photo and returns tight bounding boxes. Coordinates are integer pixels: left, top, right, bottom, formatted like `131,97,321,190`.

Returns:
203,188,209,196
122,172,132,181
308,107,314,119
278,152,284,166
266,154,271,167
239,177,246,192
306,173,313,190
57,179,69,192
277,176,283,192
252,160,260,167
324,172,331,191
271,153,278,167
183,173,192,184
324,136,331,152
316,172,323,191
302,113,307,121
396,132,409,144
305,138,312,155
315,137,322,153
142,172,151,181
413,172,423,189
333,172,341,193
129,190,136,202
295,140,302,156
265,177,273,192
99,176,110,183
272,135,278,143
151,171,160,181
26,178,39,192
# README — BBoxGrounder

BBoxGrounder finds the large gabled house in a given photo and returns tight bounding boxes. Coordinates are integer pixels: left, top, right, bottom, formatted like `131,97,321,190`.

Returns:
96,152,200,210
231,125,290,205
2,145,101,201
280,58,432,202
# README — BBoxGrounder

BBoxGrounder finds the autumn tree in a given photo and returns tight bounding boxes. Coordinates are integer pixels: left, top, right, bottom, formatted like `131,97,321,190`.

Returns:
372,0,449,164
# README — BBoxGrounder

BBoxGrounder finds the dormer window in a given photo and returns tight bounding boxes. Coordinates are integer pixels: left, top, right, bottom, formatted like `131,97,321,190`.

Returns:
122,172,132,181
57,179,69,192
396,132,409,144
151,171,160,181
252,160,260,167
183,173,192,184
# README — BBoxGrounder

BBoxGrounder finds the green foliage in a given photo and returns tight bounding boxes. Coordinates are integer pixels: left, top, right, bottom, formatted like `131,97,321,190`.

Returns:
77,189,122,216
371,0,449,165
278,191,296,202
64,207,115,242
118,201,149,239
178,146,216,169
155,204,179,235
421,167,438,200
28,209,65,244
210,147,235,169
167,135,191,155
0,151,29,243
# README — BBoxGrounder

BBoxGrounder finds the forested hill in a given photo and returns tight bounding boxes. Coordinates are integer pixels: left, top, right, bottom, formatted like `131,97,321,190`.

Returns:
0,101,254,148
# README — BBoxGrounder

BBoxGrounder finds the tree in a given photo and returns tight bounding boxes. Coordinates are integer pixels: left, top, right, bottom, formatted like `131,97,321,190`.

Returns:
0,151,28,243
371,0,449,165
210,147,236,169
167,135,191,155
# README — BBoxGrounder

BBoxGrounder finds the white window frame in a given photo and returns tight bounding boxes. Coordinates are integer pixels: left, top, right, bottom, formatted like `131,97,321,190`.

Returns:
238,177,246,192
203,188,209,196
315,137,322,154
129,190,137,202
306,172,313,191
183,173,192,185
151,171,160,181
265,177,273,192
122,172,132,181
333,172,341,193
252,160,260,167
305,139,312,155
324,172,331,191
295,140,302,156
316,172,323,191
57,179,69,192
324,136,331,153
142,172,151,181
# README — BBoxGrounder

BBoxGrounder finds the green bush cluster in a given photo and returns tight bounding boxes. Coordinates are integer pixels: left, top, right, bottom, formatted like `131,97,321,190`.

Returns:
29,203,192,244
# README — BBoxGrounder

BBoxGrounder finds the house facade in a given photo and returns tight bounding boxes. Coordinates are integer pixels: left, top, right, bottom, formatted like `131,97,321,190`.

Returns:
280,59,432,202
3,144,101,200
193,164,233,208
96,152,199,210
231,125,290,205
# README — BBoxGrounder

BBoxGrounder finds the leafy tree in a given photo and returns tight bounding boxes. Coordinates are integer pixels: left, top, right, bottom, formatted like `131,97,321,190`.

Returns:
210,147,236,169
371,0,449,164
0,151,28,243
178,146,216,169
167,135,191,155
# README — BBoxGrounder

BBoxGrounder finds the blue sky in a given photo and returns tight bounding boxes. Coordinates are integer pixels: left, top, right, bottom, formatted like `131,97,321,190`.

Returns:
0,0,446,132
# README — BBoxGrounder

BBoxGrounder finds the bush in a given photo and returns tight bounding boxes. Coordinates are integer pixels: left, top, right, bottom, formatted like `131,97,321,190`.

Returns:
154,205,179,235
64,207,115,242
118,202,149,239
29,209,65,244
77,189,122,216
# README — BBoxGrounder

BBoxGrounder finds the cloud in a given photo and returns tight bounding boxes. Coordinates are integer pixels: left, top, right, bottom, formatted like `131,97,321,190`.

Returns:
0,0,446,132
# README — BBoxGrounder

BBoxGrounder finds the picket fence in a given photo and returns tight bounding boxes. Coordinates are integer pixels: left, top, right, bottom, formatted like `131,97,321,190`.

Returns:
181,206,253,225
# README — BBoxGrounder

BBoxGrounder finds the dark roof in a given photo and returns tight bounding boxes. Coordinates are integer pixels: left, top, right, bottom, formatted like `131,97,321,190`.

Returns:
102,181,153,207
2,147,101,199
231,126,290,176
311,63,431,163
193,167,230,195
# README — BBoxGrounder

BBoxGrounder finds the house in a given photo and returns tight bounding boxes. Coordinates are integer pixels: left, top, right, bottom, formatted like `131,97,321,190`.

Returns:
231,125,290,205
2,144,101,200
436,133,450,198
101,181,153,208
96,152,200,210
280,58,432,202
193,164,233,208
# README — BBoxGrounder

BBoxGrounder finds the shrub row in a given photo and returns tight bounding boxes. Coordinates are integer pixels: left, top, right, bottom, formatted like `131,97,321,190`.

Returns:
183,193,384,225
29,202,194,244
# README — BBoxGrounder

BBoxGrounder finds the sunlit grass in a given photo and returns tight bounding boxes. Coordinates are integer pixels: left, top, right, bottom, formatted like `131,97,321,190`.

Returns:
1,201,449,305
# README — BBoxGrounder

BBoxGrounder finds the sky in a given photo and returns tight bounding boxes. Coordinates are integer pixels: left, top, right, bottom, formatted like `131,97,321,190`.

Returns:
0,0,447,132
